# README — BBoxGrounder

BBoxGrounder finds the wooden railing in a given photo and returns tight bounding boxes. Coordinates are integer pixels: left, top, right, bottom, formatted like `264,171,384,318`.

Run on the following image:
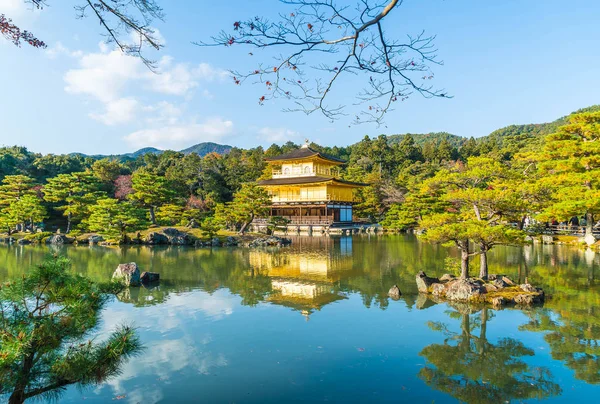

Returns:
271,168,339,178
269,194,357,203
253,216,334,225
541,224,600,236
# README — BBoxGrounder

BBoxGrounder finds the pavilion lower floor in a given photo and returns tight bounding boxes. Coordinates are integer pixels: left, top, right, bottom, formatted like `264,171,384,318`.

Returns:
258,203,354,225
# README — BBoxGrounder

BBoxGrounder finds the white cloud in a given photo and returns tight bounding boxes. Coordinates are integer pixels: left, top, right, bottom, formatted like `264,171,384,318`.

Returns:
124,117,234,149
258,127,301,142
144,101,183,126
144,57,228,96
64,47,141,103
89,98,139,126
45,42,83,59
58,43,228,127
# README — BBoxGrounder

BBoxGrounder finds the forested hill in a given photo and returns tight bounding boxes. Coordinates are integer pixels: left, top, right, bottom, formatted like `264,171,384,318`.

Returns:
71,142,233,161
379,104,600,150
385,132,465,148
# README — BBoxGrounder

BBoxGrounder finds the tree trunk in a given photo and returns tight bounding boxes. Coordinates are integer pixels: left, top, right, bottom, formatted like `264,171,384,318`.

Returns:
8,389,25,404
9,352,34,404
460,240,470,279
239,214,254,234
149,206,156,225
479,244,488,280
586,212,594,237
66,211,72,234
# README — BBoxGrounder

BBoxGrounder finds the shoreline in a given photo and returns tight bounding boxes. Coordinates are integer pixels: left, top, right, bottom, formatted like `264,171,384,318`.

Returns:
0,227,293,248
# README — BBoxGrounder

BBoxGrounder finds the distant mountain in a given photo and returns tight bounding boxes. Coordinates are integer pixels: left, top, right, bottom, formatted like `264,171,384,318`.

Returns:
122,147,162,159
180,142,232,156
72,142,233,161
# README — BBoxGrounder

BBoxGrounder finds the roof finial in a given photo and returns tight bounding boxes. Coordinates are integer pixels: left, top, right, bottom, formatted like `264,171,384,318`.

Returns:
301,138,310,149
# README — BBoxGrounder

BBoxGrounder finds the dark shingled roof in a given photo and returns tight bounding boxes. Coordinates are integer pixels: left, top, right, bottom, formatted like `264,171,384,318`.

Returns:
265,146,346,163
258,176,367,186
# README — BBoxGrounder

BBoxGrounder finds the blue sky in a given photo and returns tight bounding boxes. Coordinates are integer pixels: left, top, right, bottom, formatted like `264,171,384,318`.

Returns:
1,0,599,155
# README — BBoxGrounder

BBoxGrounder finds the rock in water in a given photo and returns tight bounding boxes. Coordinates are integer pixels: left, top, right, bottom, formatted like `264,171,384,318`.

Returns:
112,263,141,287
520,283,537,293
445,279,484,301
432,283,446,296
388,285,402,300
140,271,160,284
491,296,506,307
416,271,440,293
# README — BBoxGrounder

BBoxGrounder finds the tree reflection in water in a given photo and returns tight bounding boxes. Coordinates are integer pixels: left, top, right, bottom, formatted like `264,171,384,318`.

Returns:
419,305,562,403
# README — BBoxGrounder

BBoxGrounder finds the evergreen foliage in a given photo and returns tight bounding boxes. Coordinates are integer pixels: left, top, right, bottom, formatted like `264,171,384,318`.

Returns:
0,256,142,404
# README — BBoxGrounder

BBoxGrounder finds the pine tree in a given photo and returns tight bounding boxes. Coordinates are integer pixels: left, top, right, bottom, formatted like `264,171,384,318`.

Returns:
531,111,600,241
129,170,178,224
7,194,47,232
86,198,148,242
43,171,102,233
419,157,525,279
0,175,36,207
222,183,270,234
0,257,142,404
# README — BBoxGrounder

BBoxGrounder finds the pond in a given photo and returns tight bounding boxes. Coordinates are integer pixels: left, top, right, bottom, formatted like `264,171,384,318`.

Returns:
1,235,599,403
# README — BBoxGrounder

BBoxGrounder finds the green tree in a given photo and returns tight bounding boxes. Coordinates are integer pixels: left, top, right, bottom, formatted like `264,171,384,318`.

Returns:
86,198,149,242
129,170,177,224
0,257,142,404
91,158,124,192
0,175,36,205
155,203,185,226
43,172,102,233
201,216,223,239
419,157,525,279
226,183,270,234
6,194,47,232
530,111,600,240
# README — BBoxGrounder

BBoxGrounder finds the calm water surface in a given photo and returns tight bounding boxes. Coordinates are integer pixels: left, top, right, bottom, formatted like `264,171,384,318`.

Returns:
1,235,599,403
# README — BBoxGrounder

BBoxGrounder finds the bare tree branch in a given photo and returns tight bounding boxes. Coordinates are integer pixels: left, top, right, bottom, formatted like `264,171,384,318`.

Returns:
198,0,450,125
3,1,164,69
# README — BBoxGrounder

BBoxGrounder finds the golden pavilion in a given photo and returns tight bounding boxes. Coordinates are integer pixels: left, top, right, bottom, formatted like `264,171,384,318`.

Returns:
256,142,366,226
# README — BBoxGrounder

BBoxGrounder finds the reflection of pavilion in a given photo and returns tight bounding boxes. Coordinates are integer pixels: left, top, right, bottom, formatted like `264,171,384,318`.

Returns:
248,237,355,318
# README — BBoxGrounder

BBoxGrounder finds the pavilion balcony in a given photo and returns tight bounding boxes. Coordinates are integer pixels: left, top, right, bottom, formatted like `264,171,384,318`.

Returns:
253,216,335,225
271,167,340,178
269,194,358,203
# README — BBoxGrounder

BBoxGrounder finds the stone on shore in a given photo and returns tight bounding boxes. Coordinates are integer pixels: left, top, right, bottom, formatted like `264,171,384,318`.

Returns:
388,285,402,300
89,235,104,244
144,232,169,245
46,234,74,245
112,262,141,287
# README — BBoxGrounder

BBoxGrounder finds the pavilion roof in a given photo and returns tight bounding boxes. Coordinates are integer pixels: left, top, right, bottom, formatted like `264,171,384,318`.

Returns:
265,146,346,164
